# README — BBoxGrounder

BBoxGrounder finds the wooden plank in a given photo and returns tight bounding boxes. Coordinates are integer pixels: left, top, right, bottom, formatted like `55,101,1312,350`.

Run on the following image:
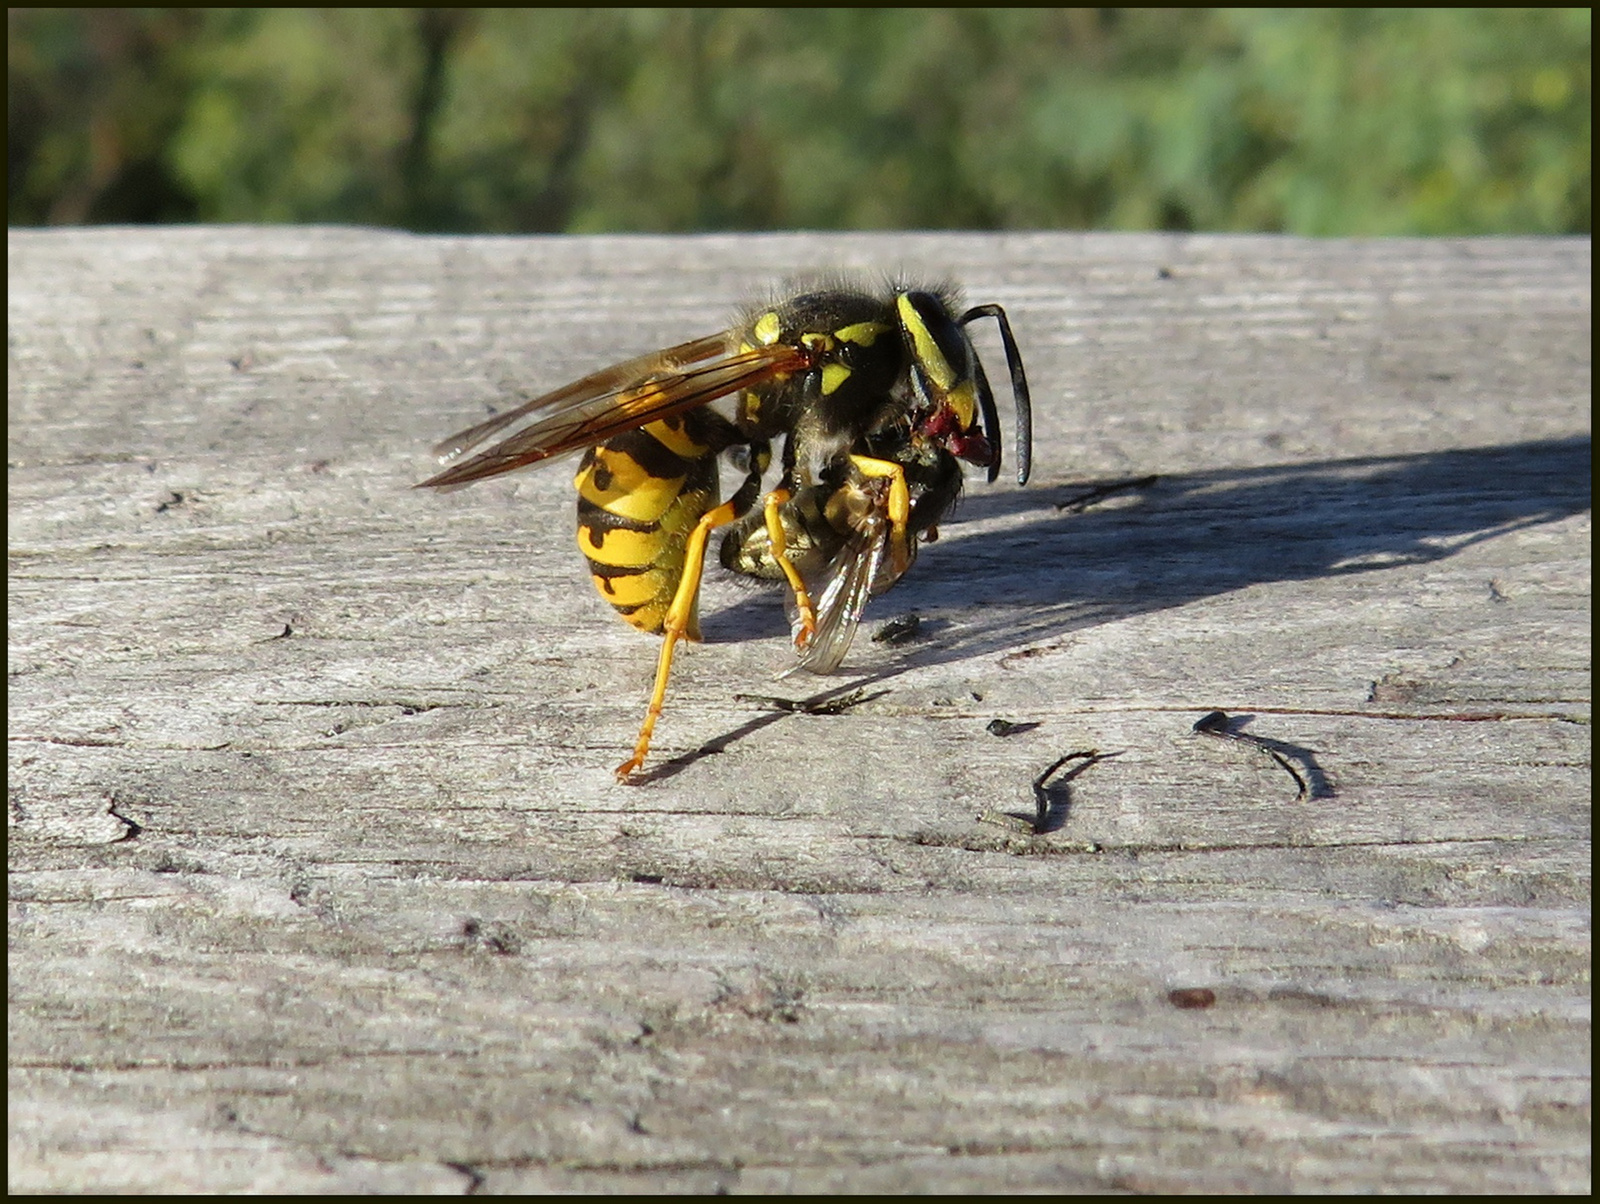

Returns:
8,227,1590,1193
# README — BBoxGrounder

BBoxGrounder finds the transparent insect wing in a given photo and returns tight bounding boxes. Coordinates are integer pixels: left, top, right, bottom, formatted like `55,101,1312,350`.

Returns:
420,334,804,490
782,516,890,677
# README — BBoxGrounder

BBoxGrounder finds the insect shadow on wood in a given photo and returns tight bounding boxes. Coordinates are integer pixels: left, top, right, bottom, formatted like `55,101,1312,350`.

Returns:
637,676,895,784
1191,711,1333,800
1052,474,1159,514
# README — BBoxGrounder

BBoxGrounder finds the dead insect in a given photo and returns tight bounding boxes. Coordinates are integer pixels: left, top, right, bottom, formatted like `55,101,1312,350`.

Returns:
985,718,1040,738
420,283,1032,780
730,687,885,715
871,612,923,645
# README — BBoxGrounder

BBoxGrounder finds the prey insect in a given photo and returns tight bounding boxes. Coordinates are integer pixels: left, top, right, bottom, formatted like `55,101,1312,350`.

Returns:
419,283,1032,780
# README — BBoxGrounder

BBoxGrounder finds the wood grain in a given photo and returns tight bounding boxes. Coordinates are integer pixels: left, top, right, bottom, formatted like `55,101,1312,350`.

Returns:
9,228,1590,1193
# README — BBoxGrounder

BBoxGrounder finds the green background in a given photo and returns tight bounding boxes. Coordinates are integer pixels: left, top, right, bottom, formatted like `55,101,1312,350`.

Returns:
8,8,1590,235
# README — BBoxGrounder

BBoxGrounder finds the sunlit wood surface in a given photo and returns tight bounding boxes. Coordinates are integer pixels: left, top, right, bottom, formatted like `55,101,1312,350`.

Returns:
9,227,1590,1192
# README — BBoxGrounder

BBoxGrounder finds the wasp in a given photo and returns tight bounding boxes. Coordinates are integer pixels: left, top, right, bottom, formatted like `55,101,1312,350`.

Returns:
419,283,1032,780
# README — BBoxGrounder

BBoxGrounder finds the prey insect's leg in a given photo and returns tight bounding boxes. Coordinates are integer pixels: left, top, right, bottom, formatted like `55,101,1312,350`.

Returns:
848,454,912,576
761,487,819,647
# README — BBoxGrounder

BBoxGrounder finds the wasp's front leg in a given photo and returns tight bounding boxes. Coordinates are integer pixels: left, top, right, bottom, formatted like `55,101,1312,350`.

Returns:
846,454,912,577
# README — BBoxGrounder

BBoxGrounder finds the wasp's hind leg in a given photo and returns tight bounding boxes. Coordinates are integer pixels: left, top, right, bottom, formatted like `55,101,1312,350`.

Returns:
615,441,768,782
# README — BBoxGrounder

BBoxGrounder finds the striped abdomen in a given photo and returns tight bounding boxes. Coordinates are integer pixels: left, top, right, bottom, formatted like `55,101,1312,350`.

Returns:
574,412,726,639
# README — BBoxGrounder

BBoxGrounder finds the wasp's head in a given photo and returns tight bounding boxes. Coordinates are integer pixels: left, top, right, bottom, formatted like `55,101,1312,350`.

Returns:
897,291,1000,479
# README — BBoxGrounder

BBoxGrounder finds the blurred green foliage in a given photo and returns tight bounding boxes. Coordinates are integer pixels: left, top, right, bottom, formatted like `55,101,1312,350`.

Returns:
8,8,1590,234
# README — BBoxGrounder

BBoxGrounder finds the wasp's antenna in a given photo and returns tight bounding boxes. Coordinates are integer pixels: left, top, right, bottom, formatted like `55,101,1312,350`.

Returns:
960,304,1032,485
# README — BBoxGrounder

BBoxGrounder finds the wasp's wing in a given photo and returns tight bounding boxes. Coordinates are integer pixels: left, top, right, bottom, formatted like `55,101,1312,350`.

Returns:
418,332,807,490
781,505,918,677
427,333,728,463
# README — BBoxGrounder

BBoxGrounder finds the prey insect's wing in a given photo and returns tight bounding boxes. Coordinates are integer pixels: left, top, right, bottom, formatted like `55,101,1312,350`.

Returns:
783,502,916,677
418,331,808,490
780,525,882,676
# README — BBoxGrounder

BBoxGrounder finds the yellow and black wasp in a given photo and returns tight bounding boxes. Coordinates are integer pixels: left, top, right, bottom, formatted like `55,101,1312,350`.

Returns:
419,283,1032,780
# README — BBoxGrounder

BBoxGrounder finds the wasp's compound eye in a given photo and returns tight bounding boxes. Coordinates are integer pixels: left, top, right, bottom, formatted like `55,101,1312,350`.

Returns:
897,292,979,430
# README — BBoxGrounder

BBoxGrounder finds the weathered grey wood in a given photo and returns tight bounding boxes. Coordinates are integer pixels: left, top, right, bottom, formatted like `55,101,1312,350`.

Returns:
8,227,1590,1193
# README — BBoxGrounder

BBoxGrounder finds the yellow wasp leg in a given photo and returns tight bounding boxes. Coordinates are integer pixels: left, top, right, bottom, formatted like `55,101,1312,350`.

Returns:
615,496,746,781
848,454,912,577
761,487,819,647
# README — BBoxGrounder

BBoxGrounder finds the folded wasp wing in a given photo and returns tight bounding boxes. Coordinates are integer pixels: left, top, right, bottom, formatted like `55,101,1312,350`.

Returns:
418,331,808,490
